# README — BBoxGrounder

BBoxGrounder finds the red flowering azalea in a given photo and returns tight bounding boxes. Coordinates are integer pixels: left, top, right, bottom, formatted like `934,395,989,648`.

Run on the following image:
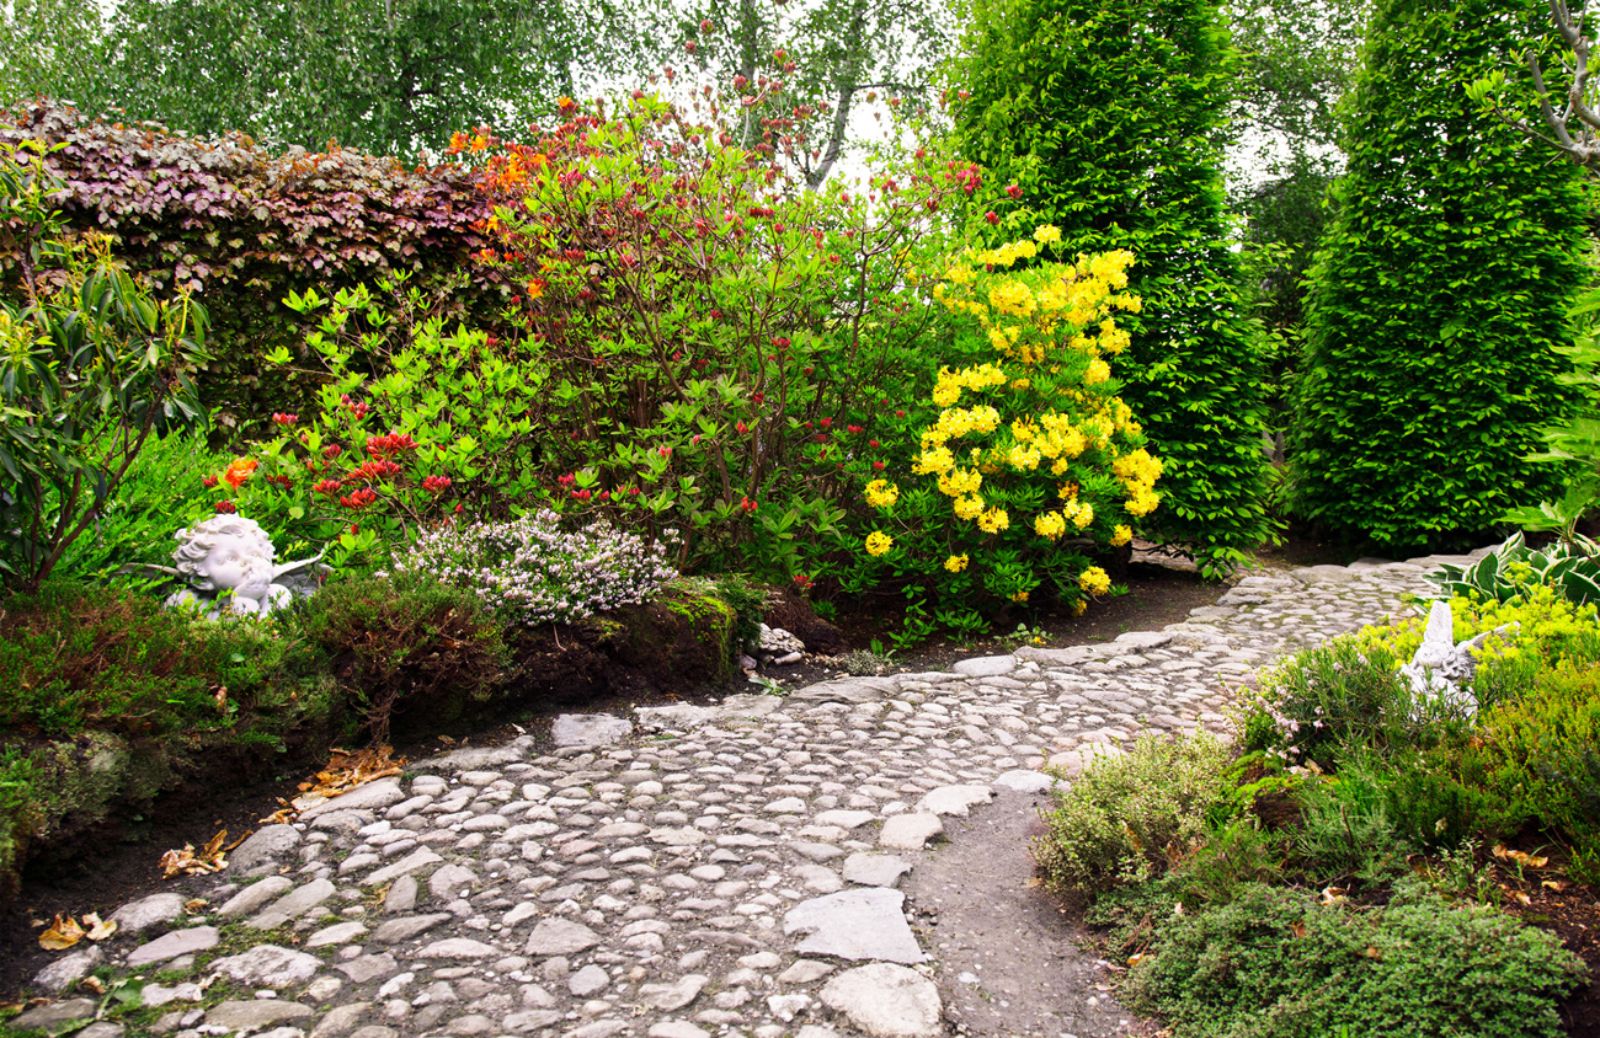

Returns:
214,500,237,513
271,412,298,426
339,488,379,509
422,475,453,494
201,475,219,488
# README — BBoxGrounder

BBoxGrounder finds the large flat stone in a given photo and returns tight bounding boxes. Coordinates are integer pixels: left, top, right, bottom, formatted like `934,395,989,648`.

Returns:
127,926,219,966
842,853,912,888
299,778,405,820
408,736,535,773
915,784,994,817
208,944,321,987
820,963,942,1037
782,888,925,964
551,714,632,748
108,892,186,934
878,812,943,850
951,654,1018,677
788,676,899,704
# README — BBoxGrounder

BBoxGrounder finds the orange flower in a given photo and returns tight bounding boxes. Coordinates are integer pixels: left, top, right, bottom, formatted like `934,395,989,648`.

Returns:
526,278,546,301
222,458,258,489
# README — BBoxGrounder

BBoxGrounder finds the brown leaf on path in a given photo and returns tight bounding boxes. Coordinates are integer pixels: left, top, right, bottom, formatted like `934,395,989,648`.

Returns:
38,914,85,951
1491,844,1550,869
304,745,406,800
83,913,117,941
159,829,229,878
185,898,209,913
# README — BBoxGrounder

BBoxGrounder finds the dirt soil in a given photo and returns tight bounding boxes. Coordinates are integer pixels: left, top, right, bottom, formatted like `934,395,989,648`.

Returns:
904,788,1157,1037
1498,859,1600,1037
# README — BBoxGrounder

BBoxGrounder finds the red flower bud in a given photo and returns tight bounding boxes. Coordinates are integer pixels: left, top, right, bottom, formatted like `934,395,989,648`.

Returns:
214,500,237,513
985,210,998,224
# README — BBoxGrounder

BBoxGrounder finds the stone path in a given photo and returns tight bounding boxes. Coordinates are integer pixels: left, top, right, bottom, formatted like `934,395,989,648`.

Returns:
18,554,1465,1038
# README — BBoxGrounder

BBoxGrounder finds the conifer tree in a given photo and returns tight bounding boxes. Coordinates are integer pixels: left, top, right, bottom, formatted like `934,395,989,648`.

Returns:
1292,0,1590,549
954,0,1271,574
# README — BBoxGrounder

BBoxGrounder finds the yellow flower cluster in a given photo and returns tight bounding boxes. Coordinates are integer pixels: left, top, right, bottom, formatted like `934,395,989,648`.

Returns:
944,553,969,573
926,405,1001,444
937,467,982,497
1034,511,1067,540
1113,448,1163,518
864,479,899,509
1111,524,1133,547
972,239,1039,269
932,364,1008,408
978,507,1010,534
865,531,894,556
954,495,984,520
1079,566,1111,596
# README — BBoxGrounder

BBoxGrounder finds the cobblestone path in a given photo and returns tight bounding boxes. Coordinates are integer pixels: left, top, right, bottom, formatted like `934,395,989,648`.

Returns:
19,554,1467,1038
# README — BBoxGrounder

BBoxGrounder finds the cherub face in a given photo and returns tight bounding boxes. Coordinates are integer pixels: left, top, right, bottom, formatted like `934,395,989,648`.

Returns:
199,535,271,593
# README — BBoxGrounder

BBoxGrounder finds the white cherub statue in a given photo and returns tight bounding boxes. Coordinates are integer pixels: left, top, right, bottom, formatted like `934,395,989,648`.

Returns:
162,515,321,619
1400,599,1515,720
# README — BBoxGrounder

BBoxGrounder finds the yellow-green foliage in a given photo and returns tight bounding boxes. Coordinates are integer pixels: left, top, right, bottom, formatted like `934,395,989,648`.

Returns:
854,231,1158,627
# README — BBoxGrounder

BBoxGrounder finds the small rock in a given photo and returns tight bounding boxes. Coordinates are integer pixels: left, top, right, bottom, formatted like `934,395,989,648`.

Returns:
337,954,400,984
311,1002,371,1038
229,825,302,874
778,959,834,984
417,938,499,959
108,892,186,934
306,921,368,948
637,973,707,1011
248,877,336,929
31,947,102,993
219,877,295,918
524,918,601,956
128,926,220,967
383,875,419,913
372,913,451,943
820,963,942,1037
428,863,477,900
568,964,609,996
877,813,943,850
362,847,443,887
204,999,315,1032
646,1024,710,1038
1047,741,1125,778
10,998,99,1031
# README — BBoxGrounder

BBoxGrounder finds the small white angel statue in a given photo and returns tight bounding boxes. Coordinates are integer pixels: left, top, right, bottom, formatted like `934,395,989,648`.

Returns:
1400,599,1515,720
161,515,322,619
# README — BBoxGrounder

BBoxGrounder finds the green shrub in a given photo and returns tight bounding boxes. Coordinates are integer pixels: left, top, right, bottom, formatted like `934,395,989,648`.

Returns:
1125,882,1586,1038
51,428,230,586
299,571,508,741
0,582,324,742
0,581,333,891
1478,659,1600,882
1290,0,1590,550
1288,760,1413,884
1036,733,1233,896
952,0,1272,574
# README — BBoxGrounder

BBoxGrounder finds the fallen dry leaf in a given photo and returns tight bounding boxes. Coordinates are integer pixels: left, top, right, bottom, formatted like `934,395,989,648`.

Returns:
213,685,229,713
1319,885,1348,906
1127,953,1146,967
1291,920,1308,939
82,913,117,942
1543,879,1569,892
159,829,229,878
1491,845,1550,869
1362,945,1383,959
79,976,104,995
38,914,85,951
298,745,406,801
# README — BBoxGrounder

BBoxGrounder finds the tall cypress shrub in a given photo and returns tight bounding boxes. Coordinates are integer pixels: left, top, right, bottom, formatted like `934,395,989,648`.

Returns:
953,0,1272,575
1291,0,1589,550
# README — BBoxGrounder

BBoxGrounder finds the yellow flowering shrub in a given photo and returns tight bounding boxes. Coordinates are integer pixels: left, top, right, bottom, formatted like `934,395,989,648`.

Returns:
850,228,1161,627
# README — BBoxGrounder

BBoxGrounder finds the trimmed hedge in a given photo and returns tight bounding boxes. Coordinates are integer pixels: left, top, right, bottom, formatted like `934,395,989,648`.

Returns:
953,0,1273,574
0,101,505,432
1290,0,1591,550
